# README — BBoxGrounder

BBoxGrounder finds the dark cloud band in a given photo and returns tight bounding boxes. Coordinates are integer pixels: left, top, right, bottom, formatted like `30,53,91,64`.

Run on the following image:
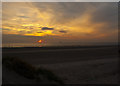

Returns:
41,27,54,30
59,30,67,33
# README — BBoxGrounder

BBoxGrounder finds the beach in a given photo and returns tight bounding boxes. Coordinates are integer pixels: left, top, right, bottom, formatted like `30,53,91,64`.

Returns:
2,46,119,84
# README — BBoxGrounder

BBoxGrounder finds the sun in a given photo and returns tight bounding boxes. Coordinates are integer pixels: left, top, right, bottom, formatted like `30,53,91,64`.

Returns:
38,40,42,43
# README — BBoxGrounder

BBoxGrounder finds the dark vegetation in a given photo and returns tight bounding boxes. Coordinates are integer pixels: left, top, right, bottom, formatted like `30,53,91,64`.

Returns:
3,57,64,84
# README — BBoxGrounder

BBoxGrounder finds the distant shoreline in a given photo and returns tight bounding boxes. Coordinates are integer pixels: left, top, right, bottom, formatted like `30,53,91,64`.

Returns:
2,45,118,50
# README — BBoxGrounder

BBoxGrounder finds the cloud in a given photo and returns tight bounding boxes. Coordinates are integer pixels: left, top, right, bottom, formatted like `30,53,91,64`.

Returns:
32,2,117,34
59,30,67,33
2,28,11,30
41,27,54,30
37,31,43,33
32,2,91,25
2,2,118,46
90,2,118,31
18,16,29,18
27,31,32,33
2,34,43,43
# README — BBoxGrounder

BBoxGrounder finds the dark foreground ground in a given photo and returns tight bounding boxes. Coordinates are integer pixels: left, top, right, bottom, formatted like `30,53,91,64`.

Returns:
2,46,119,84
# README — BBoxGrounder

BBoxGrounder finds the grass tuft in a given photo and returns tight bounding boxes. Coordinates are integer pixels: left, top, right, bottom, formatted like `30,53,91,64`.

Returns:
3,56,64,84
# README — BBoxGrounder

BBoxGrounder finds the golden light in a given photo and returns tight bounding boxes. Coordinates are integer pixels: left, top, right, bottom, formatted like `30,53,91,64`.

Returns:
38,40,42,43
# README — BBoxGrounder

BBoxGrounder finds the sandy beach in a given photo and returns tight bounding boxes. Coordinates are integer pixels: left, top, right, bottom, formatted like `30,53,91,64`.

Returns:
2,46,119,84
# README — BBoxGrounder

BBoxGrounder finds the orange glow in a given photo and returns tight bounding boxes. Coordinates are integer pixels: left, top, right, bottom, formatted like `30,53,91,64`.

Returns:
38,40,42,43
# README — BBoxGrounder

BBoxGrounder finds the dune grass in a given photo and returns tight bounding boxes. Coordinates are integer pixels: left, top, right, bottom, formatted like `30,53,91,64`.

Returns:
3,56,64,84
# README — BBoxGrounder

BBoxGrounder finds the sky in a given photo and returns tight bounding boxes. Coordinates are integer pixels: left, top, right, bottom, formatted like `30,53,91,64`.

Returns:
2,2,118,47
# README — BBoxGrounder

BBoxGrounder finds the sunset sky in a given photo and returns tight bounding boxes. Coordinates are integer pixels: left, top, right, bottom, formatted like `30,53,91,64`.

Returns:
2,2,118,47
